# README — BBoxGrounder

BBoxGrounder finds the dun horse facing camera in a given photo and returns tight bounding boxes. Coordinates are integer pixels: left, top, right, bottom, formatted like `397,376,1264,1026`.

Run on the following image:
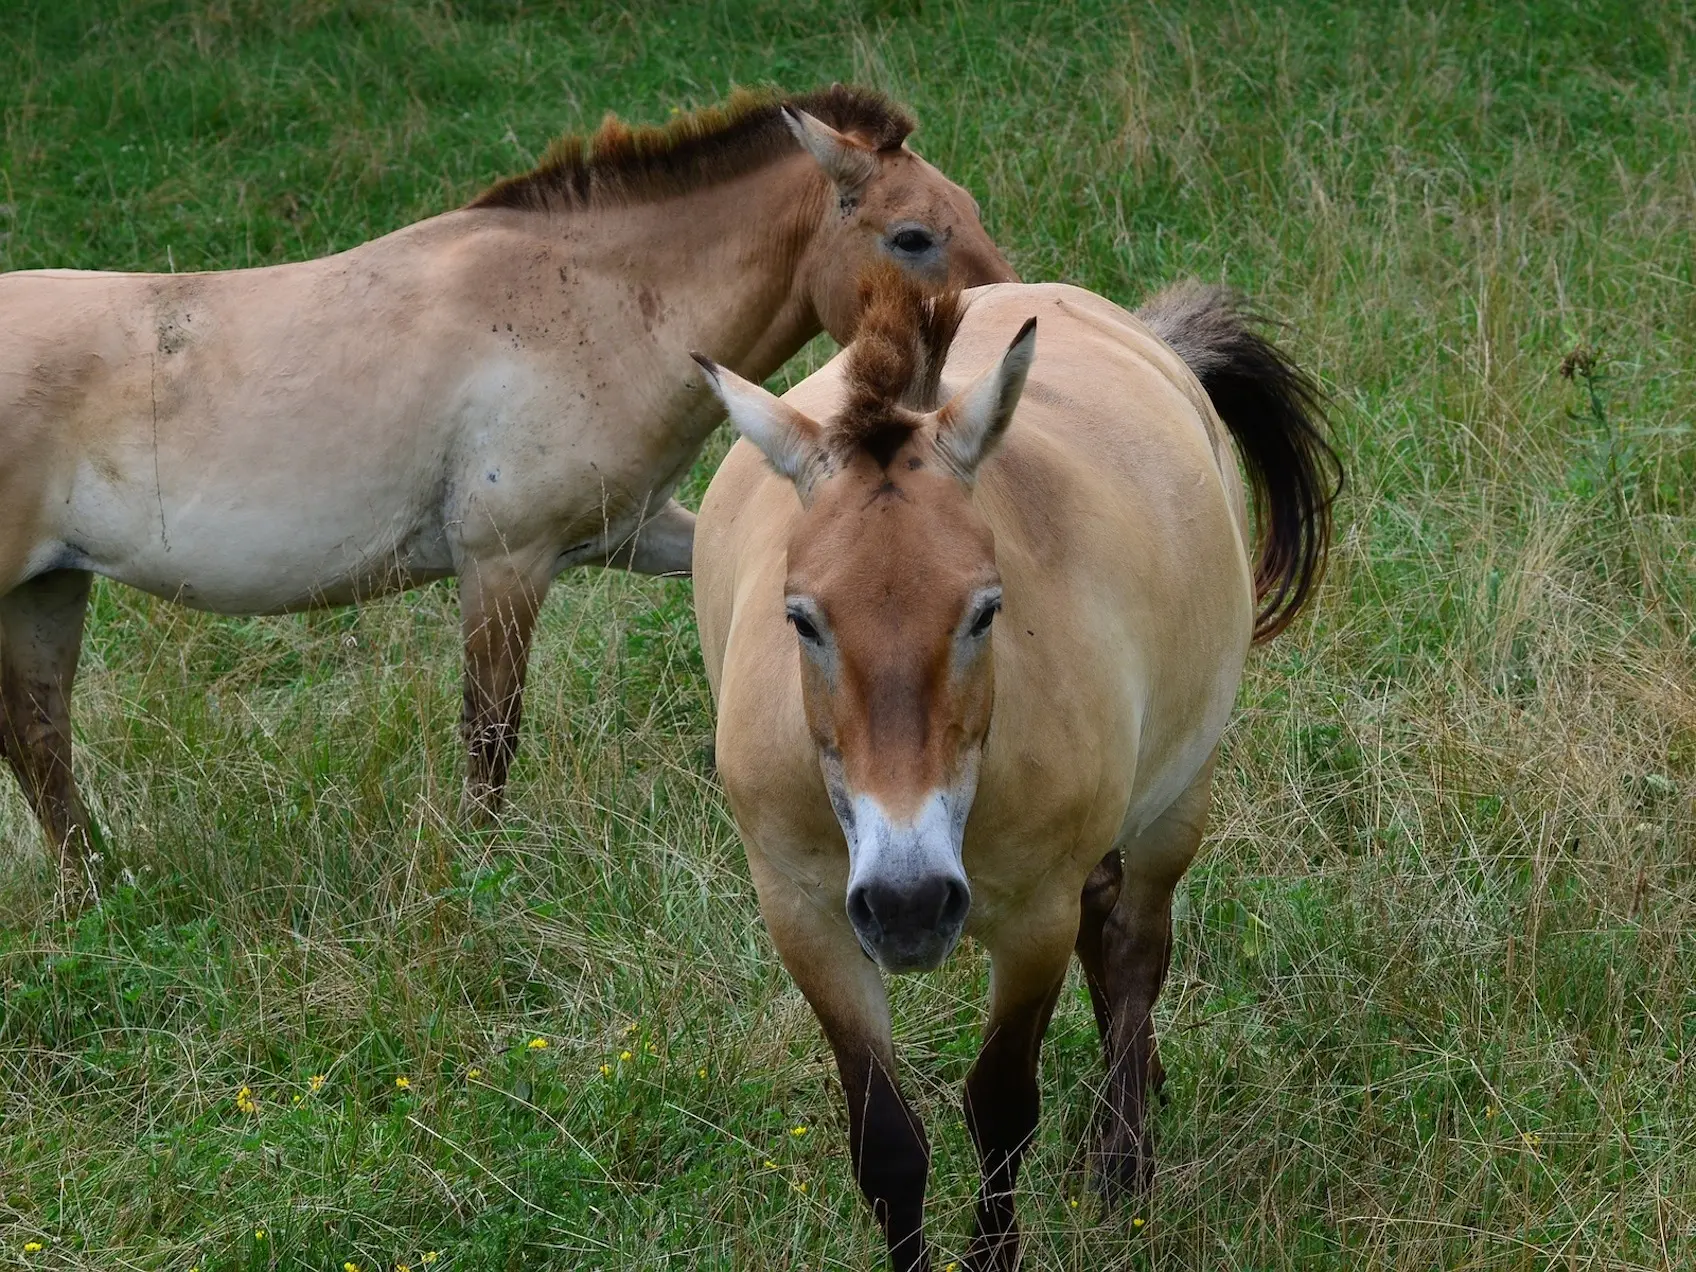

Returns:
693,266,1339,1270
0,86,1013,901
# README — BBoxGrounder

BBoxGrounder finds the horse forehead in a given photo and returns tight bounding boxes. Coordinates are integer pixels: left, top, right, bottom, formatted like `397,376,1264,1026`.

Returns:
872,150,961,211
831,579,962,702
794,480,990,613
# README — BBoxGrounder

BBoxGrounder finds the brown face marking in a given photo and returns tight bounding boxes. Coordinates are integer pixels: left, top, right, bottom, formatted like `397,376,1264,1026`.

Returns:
785,441,1000,818
806,146,1015,341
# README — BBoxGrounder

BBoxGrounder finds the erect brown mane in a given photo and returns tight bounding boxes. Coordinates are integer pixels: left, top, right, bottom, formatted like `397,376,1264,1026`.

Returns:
829,263,965,467
468,84,915,213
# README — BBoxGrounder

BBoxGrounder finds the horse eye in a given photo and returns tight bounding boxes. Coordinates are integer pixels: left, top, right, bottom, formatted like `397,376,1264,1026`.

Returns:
891,228,934,254
968,600,1000,638
788,610,822,643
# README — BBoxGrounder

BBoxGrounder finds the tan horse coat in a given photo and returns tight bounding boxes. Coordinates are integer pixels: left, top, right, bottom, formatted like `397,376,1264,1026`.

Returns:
695,277,1335,1270
0,87,1013,897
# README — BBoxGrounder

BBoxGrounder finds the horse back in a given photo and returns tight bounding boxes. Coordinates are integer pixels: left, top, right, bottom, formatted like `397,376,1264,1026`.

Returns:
958,284,1255,866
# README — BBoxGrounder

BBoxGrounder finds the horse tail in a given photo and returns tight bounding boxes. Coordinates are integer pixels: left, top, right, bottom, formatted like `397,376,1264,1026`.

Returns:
1136,281,1342,642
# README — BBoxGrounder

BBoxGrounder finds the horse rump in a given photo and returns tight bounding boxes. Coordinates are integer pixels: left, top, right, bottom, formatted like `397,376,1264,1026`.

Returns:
1136,281,1342,640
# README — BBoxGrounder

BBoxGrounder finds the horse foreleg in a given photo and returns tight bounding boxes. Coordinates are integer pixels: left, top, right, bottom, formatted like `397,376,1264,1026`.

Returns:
458,557,550,823
0,569,96,903
964,902,1075,1271
596,498,696,577
754,858,932,1272
1095,754,1214,1199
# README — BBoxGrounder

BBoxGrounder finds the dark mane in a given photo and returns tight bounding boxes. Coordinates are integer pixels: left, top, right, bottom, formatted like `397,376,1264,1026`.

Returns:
829,264,965,467
468,84,915,213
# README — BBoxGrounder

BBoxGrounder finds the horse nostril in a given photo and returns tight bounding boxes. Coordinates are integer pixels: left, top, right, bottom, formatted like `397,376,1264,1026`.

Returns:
850,876,969,935
846,874,971,970
939,877,970,930
846,884,880,939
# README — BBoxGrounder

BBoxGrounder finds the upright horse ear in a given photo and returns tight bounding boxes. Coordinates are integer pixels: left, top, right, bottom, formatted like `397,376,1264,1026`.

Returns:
692,354,826,497
933,317,1036,479
782,107,878,195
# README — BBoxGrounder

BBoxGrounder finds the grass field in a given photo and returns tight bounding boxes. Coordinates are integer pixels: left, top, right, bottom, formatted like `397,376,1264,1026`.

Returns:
3,1,1695,1268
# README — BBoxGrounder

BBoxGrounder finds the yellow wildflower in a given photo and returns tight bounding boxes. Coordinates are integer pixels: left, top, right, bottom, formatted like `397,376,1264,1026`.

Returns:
293,1094,303,1105
1485,1105,1497,1118
527,1037,548,1051
646,1042,657,1055
1133,1216,1146,1228
422,1254,440,1265
764,1159,778,1169
24,1242,44,1253
790,1125,808,1137
310,1074,327,1092
236,1085,257,1114
466,1068,482,1080
345,1263,362,1272
599,1064,612,1077
698,1067,708,1079
1069,1198,1079,1209
620,1050,633,1062
623,1022,639,1035
792,1180,808,1193
255,1229,267,1240
1522,1131,1542,1147
397,1265,412,1272
395,1076,411,1090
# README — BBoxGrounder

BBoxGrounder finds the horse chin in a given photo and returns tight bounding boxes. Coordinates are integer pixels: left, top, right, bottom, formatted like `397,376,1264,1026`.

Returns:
860,928,963,976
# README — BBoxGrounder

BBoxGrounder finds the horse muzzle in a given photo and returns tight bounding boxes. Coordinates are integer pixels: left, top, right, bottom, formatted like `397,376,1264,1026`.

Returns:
840,790,972,973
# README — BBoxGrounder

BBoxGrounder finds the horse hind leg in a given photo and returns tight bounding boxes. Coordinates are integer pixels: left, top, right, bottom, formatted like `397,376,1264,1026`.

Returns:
0,569,96,902
1074,847,1124,1057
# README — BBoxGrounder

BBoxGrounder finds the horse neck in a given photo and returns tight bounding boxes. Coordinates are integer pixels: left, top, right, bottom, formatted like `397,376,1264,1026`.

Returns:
548,155,831,382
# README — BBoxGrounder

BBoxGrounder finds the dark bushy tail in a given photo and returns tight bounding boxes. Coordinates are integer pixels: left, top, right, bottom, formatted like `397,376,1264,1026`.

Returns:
1137,281,1342,641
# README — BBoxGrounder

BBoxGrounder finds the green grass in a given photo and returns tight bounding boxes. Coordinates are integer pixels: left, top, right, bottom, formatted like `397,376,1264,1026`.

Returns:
3,1,1694,1268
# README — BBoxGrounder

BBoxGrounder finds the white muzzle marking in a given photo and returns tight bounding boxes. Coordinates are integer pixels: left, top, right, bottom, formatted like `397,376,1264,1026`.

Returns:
839,788,973,973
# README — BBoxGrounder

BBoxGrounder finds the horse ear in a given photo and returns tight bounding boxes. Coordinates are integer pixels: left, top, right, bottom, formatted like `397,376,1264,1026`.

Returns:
782,107,878,195
932,317,1036,478
692,354,826,496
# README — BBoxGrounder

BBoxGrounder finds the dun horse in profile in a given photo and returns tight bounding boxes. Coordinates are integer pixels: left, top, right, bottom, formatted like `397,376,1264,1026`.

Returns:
0,86,1013,896
693,266,1338,1269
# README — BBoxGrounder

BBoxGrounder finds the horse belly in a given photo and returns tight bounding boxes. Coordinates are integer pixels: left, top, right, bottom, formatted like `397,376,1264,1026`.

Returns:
60,459,455,613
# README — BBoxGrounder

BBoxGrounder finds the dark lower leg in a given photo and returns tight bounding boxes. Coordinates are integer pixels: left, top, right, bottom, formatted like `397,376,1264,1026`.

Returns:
459,569,544,821
835,1043,931,1272
1096,886,1174,1197
0,570,94,885
1074,850,1123,1057
962,985,1060,1271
